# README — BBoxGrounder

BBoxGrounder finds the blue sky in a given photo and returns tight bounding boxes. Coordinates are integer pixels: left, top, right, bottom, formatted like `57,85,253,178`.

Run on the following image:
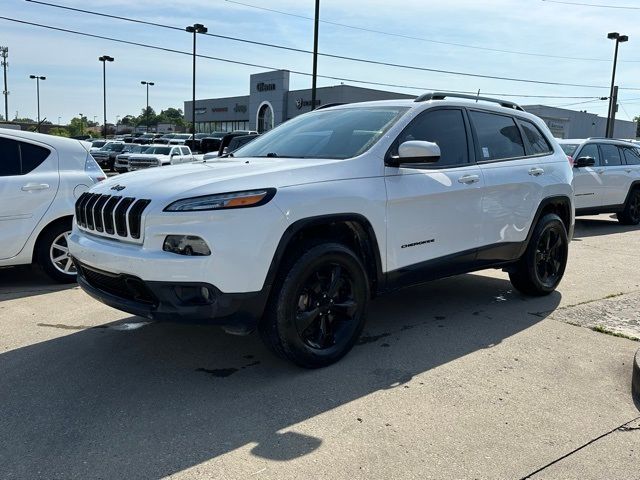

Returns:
2,0,640,124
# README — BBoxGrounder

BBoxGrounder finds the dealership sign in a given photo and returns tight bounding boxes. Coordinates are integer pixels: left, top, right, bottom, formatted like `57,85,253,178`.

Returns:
256,82,276,92
234,103,247,113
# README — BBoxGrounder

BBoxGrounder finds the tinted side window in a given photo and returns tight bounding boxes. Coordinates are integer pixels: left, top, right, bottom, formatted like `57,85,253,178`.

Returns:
577,143,600,165
394,109,468,166
181,147,190,155
0,137,21,176
599,144,622,166
623,147,640,165
518,120,552,155
470,111,525,161
19,141,51,173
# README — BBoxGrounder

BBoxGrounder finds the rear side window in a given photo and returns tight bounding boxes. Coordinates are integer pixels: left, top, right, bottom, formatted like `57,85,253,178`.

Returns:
393,109,469,167
623,147,640,165
577,144,600,165
518,120,552,155
20,142,51,173
599,144,622,166
469,111,525,161
181,147,190,155
0,137,50,176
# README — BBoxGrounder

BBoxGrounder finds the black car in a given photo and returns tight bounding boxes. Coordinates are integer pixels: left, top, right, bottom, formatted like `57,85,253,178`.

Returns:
223,134,259,155
91,141,126,171
218,132,258,156
185,132,227,153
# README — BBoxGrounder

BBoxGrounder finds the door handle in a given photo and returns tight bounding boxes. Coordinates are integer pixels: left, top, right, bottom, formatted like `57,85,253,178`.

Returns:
458,174,480,184
21,183,50,191
528,167,545,176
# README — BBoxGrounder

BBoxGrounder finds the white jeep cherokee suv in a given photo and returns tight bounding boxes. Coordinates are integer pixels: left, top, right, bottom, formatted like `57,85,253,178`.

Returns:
69,93,574,367
0,128,105,282
558,138,640,224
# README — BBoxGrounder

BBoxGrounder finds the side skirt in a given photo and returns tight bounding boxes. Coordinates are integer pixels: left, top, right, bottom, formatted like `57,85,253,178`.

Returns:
384,242,524,293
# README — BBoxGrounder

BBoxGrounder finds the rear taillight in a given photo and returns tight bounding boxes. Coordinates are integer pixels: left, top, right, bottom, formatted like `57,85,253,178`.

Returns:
85,153,106,182
567,155,574,167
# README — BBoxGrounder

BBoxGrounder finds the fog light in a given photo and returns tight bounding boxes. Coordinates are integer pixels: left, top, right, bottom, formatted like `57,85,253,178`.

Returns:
163,235,211,256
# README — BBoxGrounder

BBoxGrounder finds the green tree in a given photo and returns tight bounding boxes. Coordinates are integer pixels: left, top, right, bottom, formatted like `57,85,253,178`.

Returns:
67,116,87,137
14,117,36,123
48,127,69,137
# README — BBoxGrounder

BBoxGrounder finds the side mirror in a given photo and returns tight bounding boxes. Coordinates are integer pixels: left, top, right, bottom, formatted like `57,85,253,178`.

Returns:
575,156,596,168
387,141,441,167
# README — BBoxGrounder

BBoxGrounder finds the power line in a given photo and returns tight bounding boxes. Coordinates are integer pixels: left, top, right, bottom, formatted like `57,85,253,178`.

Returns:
0,15,608,100
541,0,640,10
224,0,639,63
21,1,636,91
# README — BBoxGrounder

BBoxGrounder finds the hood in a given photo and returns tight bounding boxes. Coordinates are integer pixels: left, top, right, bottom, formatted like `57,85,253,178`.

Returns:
90,157,357,203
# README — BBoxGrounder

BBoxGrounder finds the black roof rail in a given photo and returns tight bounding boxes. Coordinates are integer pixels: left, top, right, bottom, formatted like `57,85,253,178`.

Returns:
414,92,524,111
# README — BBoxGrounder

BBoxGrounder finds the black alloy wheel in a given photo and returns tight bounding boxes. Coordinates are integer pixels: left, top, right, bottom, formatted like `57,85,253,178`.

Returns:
534,225,566,289
294,262,360,350
260,242,369,368
618,189,640,225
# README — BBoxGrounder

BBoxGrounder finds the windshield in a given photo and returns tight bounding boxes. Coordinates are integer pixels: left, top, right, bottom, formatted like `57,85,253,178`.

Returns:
101,143,123,151
143,146,172,155
233,106,409,159
174,134,192,139
92,141,106,148
123,144,144,153
559,143,579,156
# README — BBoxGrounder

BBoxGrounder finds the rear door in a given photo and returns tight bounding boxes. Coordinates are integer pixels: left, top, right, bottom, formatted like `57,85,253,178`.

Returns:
573,143,605,209
0,136,59,259
472,111,547,251
598,144,629,206
385,107,485,273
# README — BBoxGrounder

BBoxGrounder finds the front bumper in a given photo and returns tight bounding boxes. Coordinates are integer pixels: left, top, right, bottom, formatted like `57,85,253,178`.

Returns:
74,259,268,334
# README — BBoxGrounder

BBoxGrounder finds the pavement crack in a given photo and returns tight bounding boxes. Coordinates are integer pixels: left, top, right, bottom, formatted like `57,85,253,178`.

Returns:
519,415,640,479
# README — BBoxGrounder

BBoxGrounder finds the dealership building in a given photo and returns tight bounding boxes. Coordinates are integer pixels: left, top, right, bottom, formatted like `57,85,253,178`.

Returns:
185,69,637,139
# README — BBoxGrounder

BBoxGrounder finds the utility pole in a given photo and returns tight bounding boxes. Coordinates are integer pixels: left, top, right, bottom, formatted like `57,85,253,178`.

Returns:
311,0,320,110
98,55,114,138
608,86,619,138
1,46,8,122
185,24,208,141
605,32,628,138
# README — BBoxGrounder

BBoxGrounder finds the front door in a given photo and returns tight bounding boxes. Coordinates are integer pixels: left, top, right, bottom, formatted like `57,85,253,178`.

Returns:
385,108,484,275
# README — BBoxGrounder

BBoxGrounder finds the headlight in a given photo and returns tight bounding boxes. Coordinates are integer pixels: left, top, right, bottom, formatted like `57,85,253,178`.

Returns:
164,188,276,212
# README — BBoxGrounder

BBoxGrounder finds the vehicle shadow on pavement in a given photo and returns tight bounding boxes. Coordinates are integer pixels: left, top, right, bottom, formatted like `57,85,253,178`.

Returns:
0,273,561,479
573,217,640,239
0,265,77,301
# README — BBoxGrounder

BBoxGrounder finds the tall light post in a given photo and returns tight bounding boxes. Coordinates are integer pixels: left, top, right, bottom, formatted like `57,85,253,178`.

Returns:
311,0,320,110
1,46,8,123
29,75,46,132
98,55,114,138
185,23,207,140
79,112,84,136
116,115,120,134
141,81,154,132
605,32,628,138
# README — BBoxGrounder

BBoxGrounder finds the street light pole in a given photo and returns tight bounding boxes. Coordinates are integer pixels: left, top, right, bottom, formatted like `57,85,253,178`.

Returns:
1,46,8,123
29,75,46,132
141,81,154,133
311,0,320,110
185,23,207,140
79,113,84,136
98,55,114,138
605,32,628,138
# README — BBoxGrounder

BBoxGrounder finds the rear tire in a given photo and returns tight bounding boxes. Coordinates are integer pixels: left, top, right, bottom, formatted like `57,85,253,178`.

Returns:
36,221,77,284
617,189,640,225
259,241,370,368
509,213,568,296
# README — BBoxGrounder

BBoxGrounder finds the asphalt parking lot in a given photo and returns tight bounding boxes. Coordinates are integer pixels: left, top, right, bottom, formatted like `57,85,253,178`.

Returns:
1,216,639,480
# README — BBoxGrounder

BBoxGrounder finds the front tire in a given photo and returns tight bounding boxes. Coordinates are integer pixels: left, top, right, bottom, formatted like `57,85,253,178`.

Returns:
509,213,568,296
259,242,370,368
617,189,640,225
36,222,77,284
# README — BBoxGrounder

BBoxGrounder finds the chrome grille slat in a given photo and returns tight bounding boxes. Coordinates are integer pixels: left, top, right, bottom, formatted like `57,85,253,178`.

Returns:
74,193,151,242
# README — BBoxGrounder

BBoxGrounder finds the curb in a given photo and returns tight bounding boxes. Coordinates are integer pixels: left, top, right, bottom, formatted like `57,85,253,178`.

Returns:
633,348,640,408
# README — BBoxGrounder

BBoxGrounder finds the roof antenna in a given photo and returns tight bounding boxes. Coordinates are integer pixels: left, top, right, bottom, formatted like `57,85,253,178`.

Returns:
476,89,481,103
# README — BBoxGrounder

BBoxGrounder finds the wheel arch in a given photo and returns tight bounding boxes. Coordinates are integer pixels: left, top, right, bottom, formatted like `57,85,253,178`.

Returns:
263,213,385,296
32,215,74,263
525,195,573,248
623,180,640,205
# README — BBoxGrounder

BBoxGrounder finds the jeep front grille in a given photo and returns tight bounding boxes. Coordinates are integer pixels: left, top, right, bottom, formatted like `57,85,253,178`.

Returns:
75,193,151,242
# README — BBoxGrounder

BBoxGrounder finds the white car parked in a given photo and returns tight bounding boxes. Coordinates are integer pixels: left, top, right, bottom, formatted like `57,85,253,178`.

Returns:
558,138,640,224
127,145,194,171
69,93,574,367
0,128,105,282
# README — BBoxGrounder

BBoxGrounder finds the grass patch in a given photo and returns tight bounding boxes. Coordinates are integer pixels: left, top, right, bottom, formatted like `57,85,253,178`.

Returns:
591,325,640,342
